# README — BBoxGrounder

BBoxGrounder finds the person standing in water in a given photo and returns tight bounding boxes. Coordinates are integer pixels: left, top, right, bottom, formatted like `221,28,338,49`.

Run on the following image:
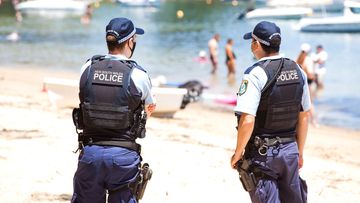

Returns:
297,43,319,127
208,33,220,74
225,38,236,77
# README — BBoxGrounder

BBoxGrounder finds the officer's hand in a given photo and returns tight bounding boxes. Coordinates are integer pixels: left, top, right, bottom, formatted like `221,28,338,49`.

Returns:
298,154,304,169
146,104,156,116
231,153,242,169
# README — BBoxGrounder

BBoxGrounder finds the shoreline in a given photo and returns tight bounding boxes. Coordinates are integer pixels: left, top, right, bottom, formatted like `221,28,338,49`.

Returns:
1,65,359,132
1,66,360,203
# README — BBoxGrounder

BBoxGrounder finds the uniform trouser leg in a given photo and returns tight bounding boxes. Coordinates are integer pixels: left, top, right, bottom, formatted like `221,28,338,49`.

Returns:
72,145,140,203
249,179,280,203
248,142,306,203
277,143,304,203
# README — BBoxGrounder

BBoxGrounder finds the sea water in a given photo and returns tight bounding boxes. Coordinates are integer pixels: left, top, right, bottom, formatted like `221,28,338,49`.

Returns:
0,1,359,130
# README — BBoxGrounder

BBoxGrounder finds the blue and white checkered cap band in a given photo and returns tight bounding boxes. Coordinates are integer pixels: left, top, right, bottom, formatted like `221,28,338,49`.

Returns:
252,32,280,46
106,28,136,44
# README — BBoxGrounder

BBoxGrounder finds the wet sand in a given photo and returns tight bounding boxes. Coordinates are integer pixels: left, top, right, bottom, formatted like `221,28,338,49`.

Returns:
1,66,360,203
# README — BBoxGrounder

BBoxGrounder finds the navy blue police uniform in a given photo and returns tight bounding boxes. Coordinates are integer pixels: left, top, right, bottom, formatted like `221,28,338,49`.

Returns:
71,18,155,203
234,21,311,203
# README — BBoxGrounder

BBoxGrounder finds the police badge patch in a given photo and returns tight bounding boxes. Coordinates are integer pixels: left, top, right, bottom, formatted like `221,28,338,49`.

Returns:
238,80,248,96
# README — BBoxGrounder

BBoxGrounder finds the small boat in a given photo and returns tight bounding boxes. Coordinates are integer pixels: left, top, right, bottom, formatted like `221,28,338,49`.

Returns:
267,0,344,13
16,0,88,18
151,87,188,117
117,0,160,7
242,7,313,20
297,0,360,32
42,77,195,117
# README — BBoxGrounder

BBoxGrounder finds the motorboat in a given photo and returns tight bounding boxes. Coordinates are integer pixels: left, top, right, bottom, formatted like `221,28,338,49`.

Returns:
42,77,79,108
297,0,360,32
16,0,88,18
150,87,188,117
42,77,197,117
242,7,313,20
117,0,160,7
267,0,344,12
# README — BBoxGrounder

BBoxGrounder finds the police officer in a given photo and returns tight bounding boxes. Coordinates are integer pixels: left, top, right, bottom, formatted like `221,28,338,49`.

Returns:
71,17,156,203
230,21,311,203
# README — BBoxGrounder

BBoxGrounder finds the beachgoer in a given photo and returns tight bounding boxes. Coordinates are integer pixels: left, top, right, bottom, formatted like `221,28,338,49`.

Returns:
225,38,236,77
71,17,156,203
12,0,22,22
208,33,220,74
231,21,311,203
312,44,328,89
81,4,93,25
297,43,319,127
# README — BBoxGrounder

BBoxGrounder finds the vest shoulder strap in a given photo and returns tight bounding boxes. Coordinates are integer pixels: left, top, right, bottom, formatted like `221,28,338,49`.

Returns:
91,55,106,64
127,60,147,73
260,58,285,94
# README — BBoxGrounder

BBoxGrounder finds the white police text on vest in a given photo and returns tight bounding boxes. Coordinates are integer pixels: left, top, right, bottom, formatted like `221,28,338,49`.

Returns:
277,70,299,82
93,70,124,86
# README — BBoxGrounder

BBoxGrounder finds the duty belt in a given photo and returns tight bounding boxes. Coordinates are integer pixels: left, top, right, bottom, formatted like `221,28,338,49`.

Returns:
83,136,141,153
251,136,296,156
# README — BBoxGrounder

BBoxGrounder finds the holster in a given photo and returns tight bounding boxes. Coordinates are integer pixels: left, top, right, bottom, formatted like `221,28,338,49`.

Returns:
130,163,152,201
236,159,258,192
236,158,279,192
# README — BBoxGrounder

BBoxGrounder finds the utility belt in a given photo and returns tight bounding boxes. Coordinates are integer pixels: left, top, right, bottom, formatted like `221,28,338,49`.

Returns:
236,135,296,192
249,135,296,156
81,136,141,153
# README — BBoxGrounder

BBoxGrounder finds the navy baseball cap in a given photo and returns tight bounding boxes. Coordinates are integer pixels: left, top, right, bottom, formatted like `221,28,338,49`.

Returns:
106,17,145,44
243,21,281,47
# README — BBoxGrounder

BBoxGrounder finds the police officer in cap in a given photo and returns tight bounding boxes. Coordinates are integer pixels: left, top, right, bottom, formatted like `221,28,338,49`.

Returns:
230,21,311,203
71,17,156,203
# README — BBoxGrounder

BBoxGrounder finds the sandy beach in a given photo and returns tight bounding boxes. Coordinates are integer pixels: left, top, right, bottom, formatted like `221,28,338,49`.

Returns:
1,66,360,203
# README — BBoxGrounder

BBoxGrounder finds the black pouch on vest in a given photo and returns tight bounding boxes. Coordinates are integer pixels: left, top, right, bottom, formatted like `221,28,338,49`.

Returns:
81,102,131,130
264,102,300,130
72,107,84,130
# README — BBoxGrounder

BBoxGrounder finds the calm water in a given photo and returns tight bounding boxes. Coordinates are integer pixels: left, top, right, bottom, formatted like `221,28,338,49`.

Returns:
1,1,360,130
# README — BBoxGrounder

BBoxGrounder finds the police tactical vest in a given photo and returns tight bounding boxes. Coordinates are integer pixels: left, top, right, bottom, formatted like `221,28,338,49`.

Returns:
80,56,143,142
253,58,304,138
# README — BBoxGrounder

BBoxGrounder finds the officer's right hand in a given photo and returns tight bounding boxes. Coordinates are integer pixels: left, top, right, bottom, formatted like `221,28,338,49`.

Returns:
231,153,242,169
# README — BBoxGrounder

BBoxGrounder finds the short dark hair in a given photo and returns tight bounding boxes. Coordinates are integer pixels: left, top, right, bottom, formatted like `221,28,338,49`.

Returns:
106,35,126,52
259,35,281,54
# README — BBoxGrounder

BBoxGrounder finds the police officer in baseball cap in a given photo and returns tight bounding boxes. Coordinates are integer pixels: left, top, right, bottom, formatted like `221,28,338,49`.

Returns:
231,21,310,203
71,17,156,203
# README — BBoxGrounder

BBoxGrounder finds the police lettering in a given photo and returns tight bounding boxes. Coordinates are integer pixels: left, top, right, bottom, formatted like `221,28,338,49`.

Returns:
277,70,299,82
93,70,123,86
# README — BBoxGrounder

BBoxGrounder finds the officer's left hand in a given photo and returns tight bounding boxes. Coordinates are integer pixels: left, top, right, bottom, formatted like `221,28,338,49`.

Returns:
298,154,304,169
231,153,242,169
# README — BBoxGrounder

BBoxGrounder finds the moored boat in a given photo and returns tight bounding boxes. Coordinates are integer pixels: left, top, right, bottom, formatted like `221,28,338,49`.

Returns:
117,0,160,7
297,0,360,32
16,0,88,18
42,77,191,117
243,7,313,20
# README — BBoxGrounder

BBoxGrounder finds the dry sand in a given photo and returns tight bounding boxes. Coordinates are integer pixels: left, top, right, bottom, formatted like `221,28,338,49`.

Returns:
1,66,360,203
